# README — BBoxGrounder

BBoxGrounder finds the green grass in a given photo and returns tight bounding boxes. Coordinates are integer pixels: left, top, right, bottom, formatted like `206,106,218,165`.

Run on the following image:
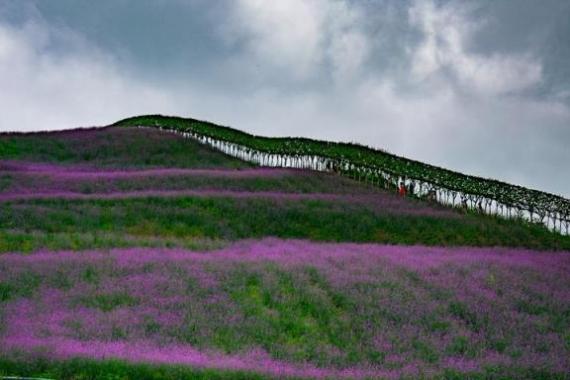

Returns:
220,266,355,365
1,169,383,195
0,230,227,254
78,292,140,312
0,174,12,191
0,196,568,252
0,357,273,380
0,282,12,302
0,127,251,168
0,357,566,380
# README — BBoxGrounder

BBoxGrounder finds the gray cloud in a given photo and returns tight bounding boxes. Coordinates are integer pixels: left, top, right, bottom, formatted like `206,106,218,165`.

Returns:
0,0,568,197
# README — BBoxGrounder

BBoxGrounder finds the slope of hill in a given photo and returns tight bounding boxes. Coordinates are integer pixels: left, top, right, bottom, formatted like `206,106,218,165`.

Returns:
0,124,569,379
114,115,570,235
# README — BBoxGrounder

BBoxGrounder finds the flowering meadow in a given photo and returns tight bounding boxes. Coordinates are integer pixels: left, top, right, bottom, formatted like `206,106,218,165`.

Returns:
2,158,569,253
1,239,569,379
1,126,569,379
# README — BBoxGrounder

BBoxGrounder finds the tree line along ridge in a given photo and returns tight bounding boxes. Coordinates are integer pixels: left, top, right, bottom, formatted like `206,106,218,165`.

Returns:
112,115,570,235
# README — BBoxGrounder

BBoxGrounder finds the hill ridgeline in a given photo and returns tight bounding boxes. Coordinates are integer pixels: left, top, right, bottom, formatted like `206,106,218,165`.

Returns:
114,115,570,235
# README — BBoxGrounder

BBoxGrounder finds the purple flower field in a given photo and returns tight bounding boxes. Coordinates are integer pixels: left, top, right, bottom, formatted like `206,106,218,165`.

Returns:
2,127,570,379
0,160,458,218
0,160,293,177
0,190,456,217
1,239,568,378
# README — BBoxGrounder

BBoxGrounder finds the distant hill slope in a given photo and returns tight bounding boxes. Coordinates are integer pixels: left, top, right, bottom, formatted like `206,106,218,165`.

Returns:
113,114,570,235
0,126,569,252
0,126,250,168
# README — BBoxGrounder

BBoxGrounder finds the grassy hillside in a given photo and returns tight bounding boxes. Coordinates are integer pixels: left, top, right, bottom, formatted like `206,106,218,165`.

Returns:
113,115,570,226
0,126,251,168
1,127,568,252
1,125,569,379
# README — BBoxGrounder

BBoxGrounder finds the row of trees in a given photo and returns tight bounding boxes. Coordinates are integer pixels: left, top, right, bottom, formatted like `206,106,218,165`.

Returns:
114,115,570,235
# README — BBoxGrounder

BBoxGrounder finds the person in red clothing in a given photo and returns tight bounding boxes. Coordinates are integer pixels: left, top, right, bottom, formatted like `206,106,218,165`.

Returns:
398,182,407,196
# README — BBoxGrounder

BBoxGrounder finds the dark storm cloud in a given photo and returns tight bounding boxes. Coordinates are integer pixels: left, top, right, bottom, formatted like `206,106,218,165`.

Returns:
0,0,568,196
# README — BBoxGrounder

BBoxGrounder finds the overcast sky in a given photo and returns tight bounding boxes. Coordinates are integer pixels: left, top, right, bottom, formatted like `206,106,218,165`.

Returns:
0,0,569,196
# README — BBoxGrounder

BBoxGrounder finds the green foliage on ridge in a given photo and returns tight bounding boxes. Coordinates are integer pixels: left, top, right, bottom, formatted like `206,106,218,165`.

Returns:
113,114,570,220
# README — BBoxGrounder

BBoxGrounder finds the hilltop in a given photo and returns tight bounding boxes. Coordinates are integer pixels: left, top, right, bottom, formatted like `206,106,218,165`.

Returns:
0,122,569,379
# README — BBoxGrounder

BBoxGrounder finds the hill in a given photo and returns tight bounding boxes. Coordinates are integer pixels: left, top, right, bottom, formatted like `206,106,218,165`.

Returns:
0,123,569,379
114,115,570,236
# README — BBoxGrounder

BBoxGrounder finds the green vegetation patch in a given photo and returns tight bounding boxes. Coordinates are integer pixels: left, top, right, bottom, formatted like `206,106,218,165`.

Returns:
78,292,140,312
223,266,352,364
0,196,568,252
0,127,251,168
0,282,12,302
0,357,271,380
